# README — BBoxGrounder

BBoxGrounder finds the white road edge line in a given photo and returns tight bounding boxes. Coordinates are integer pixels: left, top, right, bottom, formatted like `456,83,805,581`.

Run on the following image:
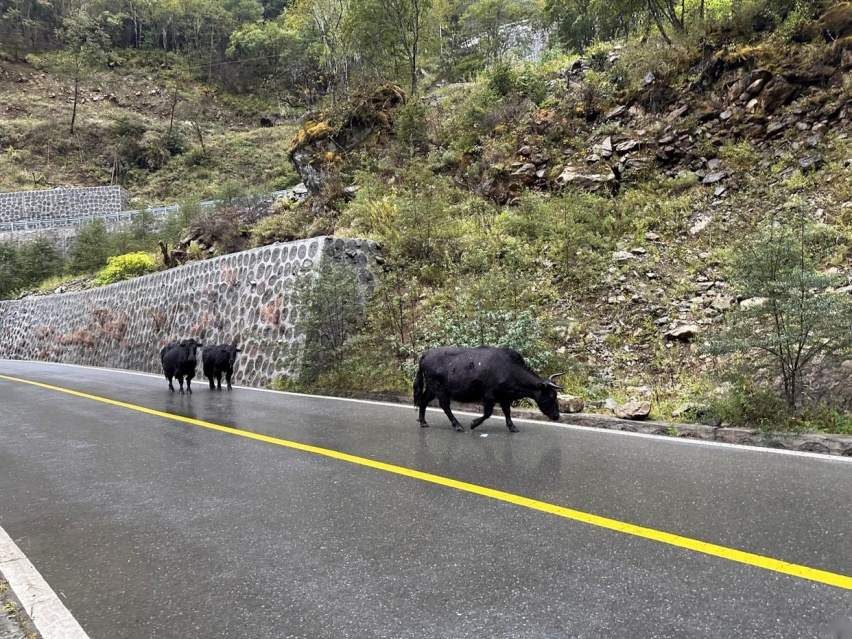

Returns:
0,525,91,639
2,359,852,464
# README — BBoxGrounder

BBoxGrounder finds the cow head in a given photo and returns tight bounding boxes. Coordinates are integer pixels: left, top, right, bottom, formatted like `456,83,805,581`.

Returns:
180,338,203,362
225,345,242,367
535,373,564,421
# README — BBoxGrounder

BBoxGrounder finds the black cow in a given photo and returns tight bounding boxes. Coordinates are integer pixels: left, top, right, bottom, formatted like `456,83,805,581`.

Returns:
413,346,564,432
202,344,241,391
160,338,202,394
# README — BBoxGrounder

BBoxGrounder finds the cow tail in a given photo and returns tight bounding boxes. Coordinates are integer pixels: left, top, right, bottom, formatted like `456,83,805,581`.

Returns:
413,365,424,410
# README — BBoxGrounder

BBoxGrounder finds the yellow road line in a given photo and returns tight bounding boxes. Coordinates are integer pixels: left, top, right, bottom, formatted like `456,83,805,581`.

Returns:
2,372,851,591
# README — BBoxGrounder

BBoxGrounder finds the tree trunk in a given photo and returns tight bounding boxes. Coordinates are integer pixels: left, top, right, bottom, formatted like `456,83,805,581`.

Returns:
70,67,79,134
167,86,179,138
647,0,672,45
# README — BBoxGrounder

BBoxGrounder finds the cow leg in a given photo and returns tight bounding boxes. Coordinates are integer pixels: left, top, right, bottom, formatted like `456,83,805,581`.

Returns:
470,400,495,430
216,372,223,391
208,374,215,390
177,375,185,395
186,374,193,395
417,388,435,427
500,400,519,432
166,375,175,392
438,396,465,432
225,371,232,391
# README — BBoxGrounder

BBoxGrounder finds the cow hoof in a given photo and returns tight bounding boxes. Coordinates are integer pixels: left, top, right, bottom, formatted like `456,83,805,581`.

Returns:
419,422,429,428
508,426,519,433
454,425,466,433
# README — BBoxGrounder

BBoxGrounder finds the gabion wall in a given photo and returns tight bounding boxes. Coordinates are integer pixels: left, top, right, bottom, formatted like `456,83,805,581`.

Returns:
0,186,130,223
0,236,382,388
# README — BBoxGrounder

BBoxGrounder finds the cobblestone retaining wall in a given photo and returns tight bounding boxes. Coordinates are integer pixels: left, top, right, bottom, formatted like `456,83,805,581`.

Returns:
0,186,130,223
0,215,138,251
0,236,381,388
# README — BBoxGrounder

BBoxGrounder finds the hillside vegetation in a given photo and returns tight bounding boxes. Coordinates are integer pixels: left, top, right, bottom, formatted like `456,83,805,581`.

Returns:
2,0,852,433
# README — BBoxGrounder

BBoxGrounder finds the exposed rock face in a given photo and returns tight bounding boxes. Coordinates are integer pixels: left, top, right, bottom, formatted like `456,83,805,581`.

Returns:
289,84,406,197
290,146,330,193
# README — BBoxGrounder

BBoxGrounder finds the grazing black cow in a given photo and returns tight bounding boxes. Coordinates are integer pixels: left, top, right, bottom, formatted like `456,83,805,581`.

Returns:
413,346,564,432
160,338,202,394
202,344,241,391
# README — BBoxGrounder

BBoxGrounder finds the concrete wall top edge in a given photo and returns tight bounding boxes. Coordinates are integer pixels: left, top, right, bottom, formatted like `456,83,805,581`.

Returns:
0,235,375,309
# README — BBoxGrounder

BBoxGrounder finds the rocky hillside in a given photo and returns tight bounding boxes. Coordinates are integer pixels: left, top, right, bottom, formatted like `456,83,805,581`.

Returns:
0,54,297,202
3,5,852,427
284,8,852,422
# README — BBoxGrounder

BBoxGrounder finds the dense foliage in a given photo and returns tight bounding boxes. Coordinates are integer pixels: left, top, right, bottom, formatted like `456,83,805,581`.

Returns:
2,0,824,96
93,251,158,286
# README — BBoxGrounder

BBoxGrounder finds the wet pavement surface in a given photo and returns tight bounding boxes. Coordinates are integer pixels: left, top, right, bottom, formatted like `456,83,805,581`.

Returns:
0,360,851,638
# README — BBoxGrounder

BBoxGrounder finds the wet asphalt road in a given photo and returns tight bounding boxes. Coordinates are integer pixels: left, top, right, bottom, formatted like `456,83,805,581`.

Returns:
0,360,850,639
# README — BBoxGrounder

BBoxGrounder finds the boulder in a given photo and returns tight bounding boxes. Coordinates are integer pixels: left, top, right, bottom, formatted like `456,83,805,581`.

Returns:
605,105,627,120
740,297,767,310
760,77,798,112
702,171,728,185
555,167,617,192
558,395,585,413
664,324,700,342
798,155,824,172
614,400,651,420
615,140,640,154
745,78,767,95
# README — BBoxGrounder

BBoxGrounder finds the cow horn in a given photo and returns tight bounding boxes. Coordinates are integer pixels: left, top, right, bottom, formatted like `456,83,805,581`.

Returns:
548,372,565,391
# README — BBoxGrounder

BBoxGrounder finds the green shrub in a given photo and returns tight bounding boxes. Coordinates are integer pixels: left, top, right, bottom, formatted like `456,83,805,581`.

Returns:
138,130,173,170
516,65,548,106
251,212,302,245
705,377,794,431
69,218,111,274
182,147,209,168
487,62,517,96
437,86,501,150
395,99,429,156
796,405,852,435
289,261,366,384
93,252,157,286
415,306,550,371
718,141,761,170
0,241,22,299
706,205,852,413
